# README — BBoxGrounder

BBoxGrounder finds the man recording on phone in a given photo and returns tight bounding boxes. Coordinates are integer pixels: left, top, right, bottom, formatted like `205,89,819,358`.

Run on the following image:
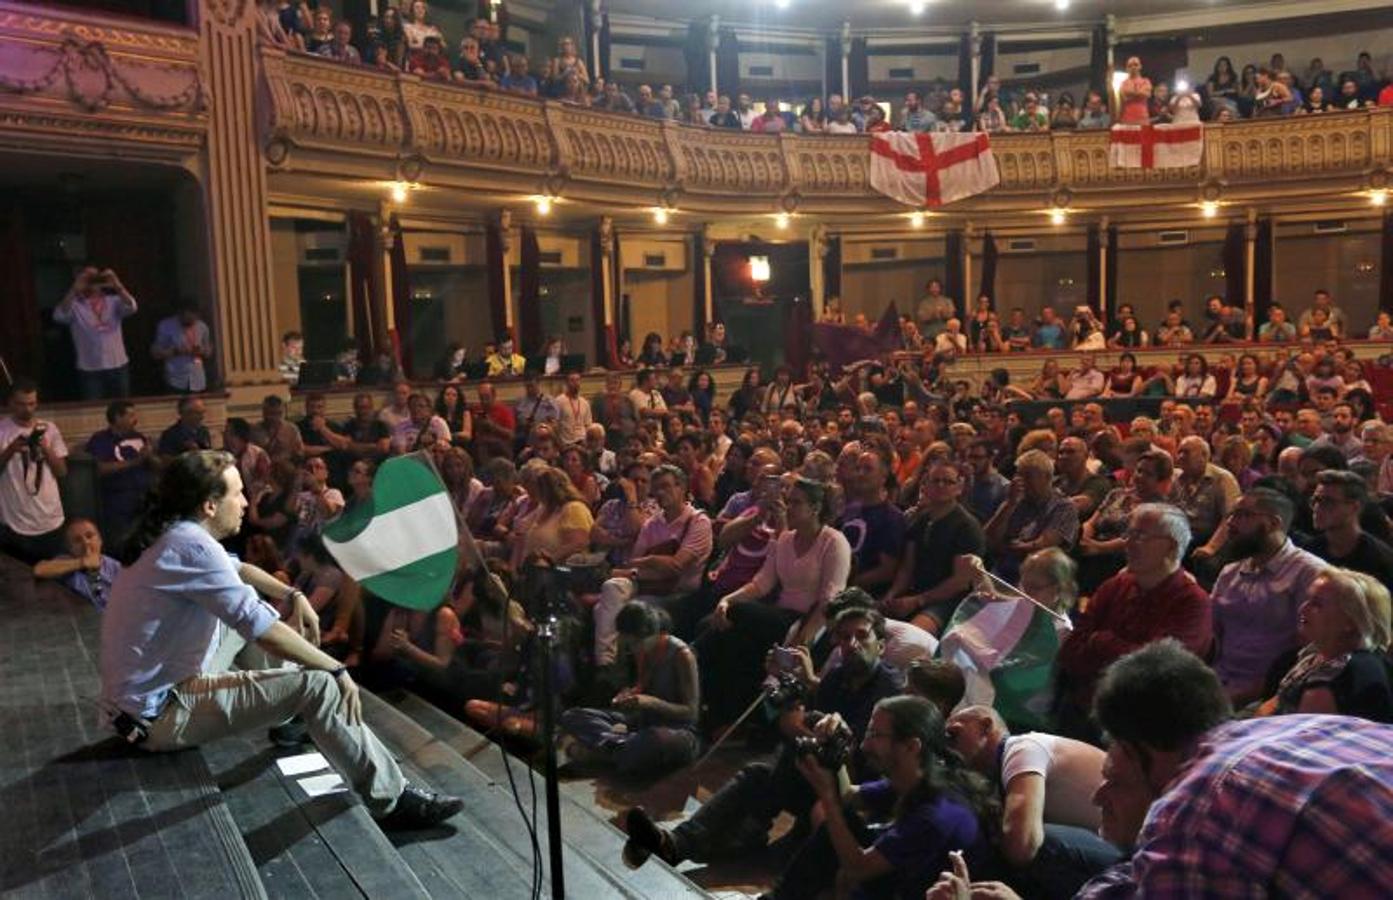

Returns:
53,266,138,401
0,378,69,565
622,603,902,871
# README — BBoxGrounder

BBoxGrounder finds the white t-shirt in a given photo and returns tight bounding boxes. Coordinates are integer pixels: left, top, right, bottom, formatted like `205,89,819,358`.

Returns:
0,417,68,535
1001,732,1105,831
629,388,667,414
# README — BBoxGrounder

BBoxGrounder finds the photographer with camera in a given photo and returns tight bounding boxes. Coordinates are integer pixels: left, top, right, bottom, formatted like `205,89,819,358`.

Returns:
622,605,903,871
53,266,138,400
0,379,69,565
763,695,995,900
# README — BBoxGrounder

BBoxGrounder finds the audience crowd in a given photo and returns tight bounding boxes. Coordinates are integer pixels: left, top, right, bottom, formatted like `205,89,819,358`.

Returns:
256,3,1393,137
7,267,1393,896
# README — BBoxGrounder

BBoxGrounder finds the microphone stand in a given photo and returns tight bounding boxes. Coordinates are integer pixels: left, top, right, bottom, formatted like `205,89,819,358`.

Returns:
535,607,565,900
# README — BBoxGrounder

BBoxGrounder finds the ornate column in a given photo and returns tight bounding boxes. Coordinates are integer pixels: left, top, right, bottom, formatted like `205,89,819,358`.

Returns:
809,224,827,321
376,202,397,351
202,0,280,390
590,0,605,82
708,16,721,95
498,209,516,334
963,223,975,311
1097,216,1110,323
840,21,852,103
969,22,981,111
701,231,716,326
599,216,616,330
1244,209,1258,339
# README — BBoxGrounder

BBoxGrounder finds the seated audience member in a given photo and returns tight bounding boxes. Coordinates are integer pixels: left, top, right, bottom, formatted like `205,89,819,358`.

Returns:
292,533,359,660
472,382,517,462
33,517,121,610
452,35,493,86
1058,504,1210,739
157,395,211,462
485,335,526,377
1298,288,1346,337
1257,303,1297,342
390,392,451,455
87,400,155,545
409,34,453,82
1310,400,1361,459
293,456,344,537
296,392,339,461
277,330,304,385
837,448,906,597
433,382,474,447
905,657,967,718
316,20,361,62
151,304,213,393
512,466,593,571
592,373,638,450
1076,451,1173,592
337,392,392,464
593,464,712,667
1053,436,1112,519
1172,353,1216,399
223,417,270,500
623,606,904,870
948,705,1118,898
1064,355,1105,400
499,54,538,95
0,378,69,562
882,462,985,634
963,439,1010,524
697,477,851,727
931,640,1393,899
244,459,297,550
591,460,657,564
985,450,1080,583
251,395,305,466
766,696,995,900
560,602,700,775
1101,353,1142,397
1031,307,1067,350
1211,488,1325,705
1168,435,1240,548
818,587,937,674
1304,469,1393,582
1257,566,1393,721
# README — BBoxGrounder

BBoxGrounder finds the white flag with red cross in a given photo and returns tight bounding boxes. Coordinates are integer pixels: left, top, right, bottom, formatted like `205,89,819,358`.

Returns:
868,131,1000,208
1109,122,1204,169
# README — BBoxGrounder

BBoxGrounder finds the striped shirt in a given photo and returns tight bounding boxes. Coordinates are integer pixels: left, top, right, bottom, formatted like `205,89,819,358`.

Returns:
1079,715,1393,899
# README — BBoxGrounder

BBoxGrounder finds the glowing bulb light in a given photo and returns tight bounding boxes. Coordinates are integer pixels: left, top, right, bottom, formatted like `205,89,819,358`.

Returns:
535,195,552,216
1200,201,1219,218
910,1,925,14
653,207,670,225
1373,190,1388,207
1054,0,1069,10
390,181,409,203
1049,208,1067,226
750,255,771,282
909,211,925,228
775,212,790,230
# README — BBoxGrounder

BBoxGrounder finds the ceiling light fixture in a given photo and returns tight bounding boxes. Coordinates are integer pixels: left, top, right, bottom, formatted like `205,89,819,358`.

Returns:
1054,0,1069,10
909,211,925,228
653,207,670,225
910,1,925,14
1049,208,1067,226
775,212,791,230
1200,201,1219,218
390,181,409,203
535,195,553,216
1373,190,1388,207
750,255,771,282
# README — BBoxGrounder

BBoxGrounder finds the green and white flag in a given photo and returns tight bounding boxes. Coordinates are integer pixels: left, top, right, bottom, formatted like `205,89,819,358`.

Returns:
936,591,1070,731
322,453,459,611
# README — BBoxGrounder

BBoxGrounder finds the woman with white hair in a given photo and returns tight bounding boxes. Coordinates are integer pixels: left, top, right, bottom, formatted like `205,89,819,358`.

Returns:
1258,567,1393,722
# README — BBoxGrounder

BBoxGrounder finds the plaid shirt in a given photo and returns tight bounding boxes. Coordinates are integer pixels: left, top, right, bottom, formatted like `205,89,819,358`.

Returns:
1079,715,1393,899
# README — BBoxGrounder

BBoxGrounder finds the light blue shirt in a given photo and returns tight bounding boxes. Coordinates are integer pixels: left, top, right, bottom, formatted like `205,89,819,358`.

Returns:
151,315,211,392
52,291,136,371
101,520,280,719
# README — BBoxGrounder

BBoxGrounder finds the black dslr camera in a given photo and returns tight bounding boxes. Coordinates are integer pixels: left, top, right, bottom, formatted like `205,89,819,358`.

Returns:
765,671,808,709
794,729,855,770
26,426,46,452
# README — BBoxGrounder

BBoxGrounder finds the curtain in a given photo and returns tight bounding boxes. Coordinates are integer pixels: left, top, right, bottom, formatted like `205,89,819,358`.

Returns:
977,230,998,305
716,27,740,100
485,224,508,344
0,204,41,383
1381,211,1393,314
1105,224,1118,322
1222,223,1246,311
347,212,381,358
692,233,707,338
1086,224,1101,313
979,33,996,104
824,235,842,304
519,226,542,354
944,230,965,317
784,295,813,379
589,229,609,368
685,22,710,95
957,33,973,102
1115,38,1188,87
848,37,869,100
1253,218,1275,328
388,217,413,377
1089,25,1109,97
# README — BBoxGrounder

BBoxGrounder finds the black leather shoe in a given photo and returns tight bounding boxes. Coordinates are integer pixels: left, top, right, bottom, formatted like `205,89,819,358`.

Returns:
624,807,679,867
379,784,464,830
268,717,310,748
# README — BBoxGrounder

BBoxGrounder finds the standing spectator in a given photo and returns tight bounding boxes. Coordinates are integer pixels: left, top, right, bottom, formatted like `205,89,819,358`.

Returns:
514,375,560,446
899,90,937,132
1253,67,1292,117
752,98,789,133
87,400,155,546
0,379,68,563
401,0,443,50
709,94,741,128
1032,307,1067,350
53,266,137,400
549,35,590,90
916,279,956,342
1298,289,1346,337
499,54,538,95
453,36,493,87
157,395,211,462
472,382,516,463
374,5,408,70
800,97,826,133
553,372,592,446
593,373,637,449
736,93,758,130
277,330,304,385
151,304,213,393
977,95,1008,132
1117,56,1152,124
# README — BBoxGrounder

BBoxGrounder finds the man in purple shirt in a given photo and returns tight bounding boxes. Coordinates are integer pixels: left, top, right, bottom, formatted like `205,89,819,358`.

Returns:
930,641,1393,899
52,266,137,400
100,450,462,830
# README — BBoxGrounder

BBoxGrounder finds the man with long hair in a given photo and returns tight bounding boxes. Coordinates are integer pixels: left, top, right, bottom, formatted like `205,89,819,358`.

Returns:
100,450,462,830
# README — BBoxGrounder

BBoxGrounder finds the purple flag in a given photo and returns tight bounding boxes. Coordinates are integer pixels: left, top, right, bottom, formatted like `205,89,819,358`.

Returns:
812,302,901,371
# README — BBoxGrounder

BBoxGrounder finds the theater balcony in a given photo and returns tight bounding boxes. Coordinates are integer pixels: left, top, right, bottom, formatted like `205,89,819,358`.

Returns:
260,48,1393,219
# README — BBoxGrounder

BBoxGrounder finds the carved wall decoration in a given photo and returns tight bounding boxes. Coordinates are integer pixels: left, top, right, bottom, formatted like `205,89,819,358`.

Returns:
0,34,204,113
204,0,250,27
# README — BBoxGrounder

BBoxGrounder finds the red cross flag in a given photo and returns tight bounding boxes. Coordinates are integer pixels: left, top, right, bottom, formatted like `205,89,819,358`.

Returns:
1109,122,1204,169
868,131,1000,208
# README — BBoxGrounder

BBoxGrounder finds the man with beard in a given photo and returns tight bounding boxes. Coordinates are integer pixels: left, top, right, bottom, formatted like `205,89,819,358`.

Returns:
1210,488,1324,705
1303,469,1393,582
621,606,903,870
1310,401,1361,459
837,449,906,597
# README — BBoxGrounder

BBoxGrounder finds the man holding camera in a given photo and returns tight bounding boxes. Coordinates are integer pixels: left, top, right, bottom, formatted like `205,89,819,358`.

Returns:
0,379,69,565
622,605,902,870
53,266,138,400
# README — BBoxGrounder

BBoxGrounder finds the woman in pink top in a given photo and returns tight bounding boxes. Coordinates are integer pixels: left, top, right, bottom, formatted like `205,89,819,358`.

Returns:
696,477,851,728
1118,56,1152,124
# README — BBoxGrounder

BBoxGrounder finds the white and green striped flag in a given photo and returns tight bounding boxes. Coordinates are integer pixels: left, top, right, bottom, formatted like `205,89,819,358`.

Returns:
937,592,1070,731
322,453,459,611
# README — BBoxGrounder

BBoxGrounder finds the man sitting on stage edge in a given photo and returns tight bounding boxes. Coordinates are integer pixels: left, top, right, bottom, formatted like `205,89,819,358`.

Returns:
100,450,463,830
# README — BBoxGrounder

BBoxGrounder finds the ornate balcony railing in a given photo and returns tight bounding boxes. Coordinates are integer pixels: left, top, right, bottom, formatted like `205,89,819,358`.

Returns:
0,1,205,159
